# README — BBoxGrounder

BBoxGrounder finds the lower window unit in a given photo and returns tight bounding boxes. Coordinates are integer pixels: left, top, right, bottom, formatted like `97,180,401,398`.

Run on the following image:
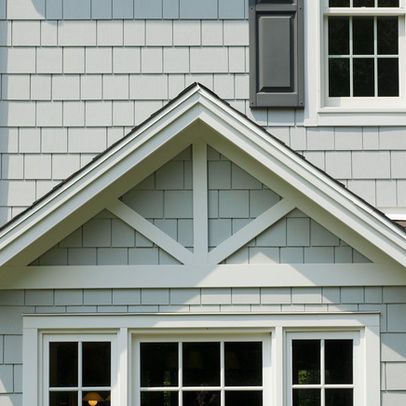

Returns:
23,314,379,406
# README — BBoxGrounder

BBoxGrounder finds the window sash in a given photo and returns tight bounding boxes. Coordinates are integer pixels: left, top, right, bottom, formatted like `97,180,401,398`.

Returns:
286,331,361,406
322,0,406,107
43,334,116,406
133,333,272,406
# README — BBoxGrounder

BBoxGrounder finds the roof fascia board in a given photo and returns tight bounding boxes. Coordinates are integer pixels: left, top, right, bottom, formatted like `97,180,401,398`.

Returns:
199,89,405,241
196,92,406,266
203,131,385,265
0,86,202,242
0,102,202,267
0,84,404,269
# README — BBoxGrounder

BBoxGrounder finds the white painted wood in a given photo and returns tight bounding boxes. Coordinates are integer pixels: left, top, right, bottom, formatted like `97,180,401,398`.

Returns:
199,115,405,266
192,140,208,261
23,312,380,332
22,327,38,406
364,325,381,406
208,199,295,265
107,199,194,265
0,84,405,272
117,328,128,406
273,326,284,406
23,313,380,406
4,263,406,289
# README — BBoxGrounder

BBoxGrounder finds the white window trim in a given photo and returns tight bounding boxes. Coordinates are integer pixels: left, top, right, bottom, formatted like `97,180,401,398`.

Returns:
305,0,406,126
42,333,118,406
132,332,272,406
286,331,362,406
23,312,380,406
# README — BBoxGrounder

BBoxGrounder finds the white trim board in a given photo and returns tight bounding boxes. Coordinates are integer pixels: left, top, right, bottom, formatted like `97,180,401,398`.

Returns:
3,263,406,289
0,83,404,279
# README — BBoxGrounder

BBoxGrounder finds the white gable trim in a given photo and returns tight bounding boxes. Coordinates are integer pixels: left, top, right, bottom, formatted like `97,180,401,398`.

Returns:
0,84,405,270
2,263,406,289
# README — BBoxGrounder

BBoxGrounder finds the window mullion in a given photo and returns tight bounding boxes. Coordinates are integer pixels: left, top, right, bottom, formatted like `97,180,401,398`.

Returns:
220,341,225,406
179,342,183,406
374,16,378,96
78,341,82,406
350,16,354,97
321,339,325,406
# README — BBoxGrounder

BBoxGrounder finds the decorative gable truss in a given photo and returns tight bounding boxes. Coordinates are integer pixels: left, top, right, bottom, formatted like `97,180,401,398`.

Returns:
33,146,370,269
0,84,405,289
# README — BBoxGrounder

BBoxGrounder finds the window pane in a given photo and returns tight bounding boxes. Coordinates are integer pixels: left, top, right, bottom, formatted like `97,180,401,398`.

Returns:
377,17,398,54
82,342,111,387
329,0,350,6
353,58,374,96
183,391,220,406
378,0,399,6
50,342,78,387
329,59,350,97
328,17,349,55
141,343,178,387
82,391,110,406
325,389,353,406
325,340,353,384
353,17,374,55
225,342,262,386
378,58,399,96
293,389,321,406
183,342,220,386
225,391,263,406
50,391,78,406
292,340,320,385
141,392,178,406
353,0,374,6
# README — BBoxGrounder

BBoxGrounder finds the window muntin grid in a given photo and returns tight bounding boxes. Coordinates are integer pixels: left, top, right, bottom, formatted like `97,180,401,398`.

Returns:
324,0,404,106
287,332,360,406
134,335,271,406
45,336,113,406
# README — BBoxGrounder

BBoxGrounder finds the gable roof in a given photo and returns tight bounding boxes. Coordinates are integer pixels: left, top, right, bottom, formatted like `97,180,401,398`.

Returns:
0,83,405,269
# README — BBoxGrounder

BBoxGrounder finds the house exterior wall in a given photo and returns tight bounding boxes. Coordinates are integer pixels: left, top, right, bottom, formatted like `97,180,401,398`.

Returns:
0,1,404,406
0,287,405,405
0,0,405,224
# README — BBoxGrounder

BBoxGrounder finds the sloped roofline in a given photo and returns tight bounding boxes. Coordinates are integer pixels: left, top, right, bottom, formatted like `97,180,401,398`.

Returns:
0,83,405,268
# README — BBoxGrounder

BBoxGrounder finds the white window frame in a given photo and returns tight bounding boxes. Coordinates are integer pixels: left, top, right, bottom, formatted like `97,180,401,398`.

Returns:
22,312,380,406
132,332,272,406
286,331,362,406
42,333,118,406
305,0,406,126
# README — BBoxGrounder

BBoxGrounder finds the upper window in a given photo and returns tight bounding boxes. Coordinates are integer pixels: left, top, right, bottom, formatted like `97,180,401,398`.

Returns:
323,0,404,108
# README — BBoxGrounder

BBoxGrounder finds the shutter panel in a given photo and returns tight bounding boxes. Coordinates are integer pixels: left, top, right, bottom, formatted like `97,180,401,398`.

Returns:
249,0,304,108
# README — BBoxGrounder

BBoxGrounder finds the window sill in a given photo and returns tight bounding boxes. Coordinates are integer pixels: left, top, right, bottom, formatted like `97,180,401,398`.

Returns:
305,107,406,126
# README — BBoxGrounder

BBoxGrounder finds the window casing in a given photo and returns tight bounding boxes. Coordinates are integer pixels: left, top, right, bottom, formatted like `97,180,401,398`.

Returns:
132,334,272,406
42,334,117,406
323,0,405,109
24,313,380,406
286,332,361,406
305,0,406,125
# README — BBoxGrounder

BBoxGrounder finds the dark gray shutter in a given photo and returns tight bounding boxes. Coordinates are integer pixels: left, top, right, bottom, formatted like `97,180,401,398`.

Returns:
249,0,304,108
